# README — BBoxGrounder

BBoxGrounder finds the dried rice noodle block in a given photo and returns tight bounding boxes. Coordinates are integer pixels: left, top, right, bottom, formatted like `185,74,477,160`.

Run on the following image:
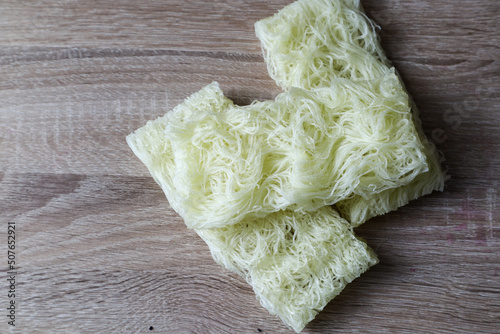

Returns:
128,74,427,229
256,0,447,225
255,0,390,90
196,206,378,332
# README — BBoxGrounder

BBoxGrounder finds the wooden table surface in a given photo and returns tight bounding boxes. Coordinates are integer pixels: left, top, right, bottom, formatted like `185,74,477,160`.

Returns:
1,0,499,333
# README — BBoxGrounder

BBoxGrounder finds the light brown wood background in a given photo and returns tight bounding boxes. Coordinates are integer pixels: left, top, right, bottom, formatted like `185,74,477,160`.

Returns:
0,0,499,333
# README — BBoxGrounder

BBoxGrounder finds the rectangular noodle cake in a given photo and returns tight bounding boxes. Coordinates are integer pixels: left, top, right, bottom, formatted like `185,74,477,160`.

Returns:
255,0,447,226
196,206,378,332
127,77,427,229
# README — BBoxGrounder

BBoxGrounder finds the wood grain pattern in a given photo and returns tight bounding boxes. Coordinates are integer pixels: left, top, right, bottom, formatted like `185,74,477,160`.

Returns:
0,0,499,333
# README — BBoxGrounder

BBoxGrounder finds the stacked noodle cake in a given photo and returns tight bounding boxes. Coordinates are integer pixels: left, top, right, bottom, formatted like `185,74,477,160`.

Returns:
127,0,446,331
